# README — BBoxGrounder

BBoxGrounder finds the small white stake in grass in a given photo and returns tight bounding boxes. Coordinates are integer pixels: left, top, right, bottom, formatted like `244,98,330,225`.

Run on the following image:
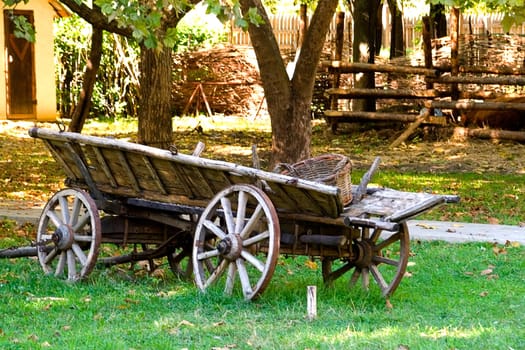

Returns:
307,285,317,320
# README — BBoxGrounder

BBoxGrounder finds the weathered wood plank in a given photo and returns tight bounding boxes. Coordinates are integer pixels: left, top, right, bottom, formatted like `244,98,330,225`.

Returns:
91,145,118,188
142,155,168,195
117,151,141,194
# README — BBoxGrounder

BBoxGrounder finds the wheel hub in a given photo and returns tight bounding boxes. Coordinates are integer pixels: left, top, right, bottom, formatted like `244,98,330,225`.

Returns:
52,225,75,251
353,239,374,268
216,234,243,260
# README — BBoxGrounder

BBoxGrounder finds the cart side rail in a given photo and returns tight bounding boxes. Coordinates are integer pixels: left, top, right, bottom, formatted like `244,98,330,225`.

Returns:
29,127,344,218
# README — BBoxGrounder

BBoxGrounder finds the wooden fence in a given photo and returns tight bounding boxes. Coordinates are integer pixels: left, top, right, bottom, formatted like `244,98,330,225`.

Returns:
229,11,525,55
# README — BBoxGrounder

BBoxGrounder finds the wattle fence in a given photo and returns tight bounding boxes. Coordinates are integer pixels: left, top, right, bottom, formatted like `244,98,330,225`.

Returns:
228,11,525,56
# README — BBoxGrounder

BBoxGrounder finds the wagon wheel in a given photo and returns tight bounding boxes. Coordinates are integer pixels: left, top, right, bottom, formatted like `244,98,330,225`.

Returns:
322,222,409,297
192,184,280,300
36,188,101,281
167,239,193,280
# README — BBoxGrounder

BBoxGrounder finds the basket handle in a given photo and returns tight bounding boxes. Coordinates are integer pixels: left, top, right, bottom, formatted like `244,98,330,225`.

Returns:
333,156,349,173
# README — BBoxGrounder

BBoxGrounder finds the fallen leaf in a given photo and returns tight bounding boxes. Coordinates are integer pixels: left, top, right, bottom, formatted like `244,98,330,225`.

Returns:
488,217,500,225
397,345,410,350
480,291,489,297
304,260,318,270
178,320,195,327
213,321,225,327
41,341,51,347
480,268,493,276
386,298,393,310
416,223,435,229
492,246,507,255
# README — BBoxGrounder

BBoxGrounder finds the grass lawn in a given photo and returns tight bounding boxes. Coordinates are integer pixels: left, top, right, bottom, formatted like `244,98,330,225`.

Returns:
0,116,524,349
0,240,523,349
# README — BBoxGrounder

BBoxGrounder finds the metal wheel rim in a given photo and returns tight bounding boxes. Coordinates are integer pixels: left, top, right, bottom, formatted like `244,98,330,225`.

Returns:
36,188,101,281
322,222,409,297
192,184,280,300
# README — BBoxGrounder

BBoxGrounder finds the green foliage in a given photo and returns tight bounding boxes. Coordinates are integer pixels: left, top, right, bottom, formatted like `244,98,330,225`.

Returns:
430,0,525,31
9,14,35,42
54,15,140,120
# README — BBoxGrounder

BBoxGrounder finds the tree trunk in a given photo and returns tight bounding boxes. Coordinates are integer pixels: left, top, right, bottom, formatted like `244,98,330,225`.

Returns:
137,44,173,149
68,26,103,132
351,0,381,112
430,3,448,38
387,0,404,58
240,0,338,166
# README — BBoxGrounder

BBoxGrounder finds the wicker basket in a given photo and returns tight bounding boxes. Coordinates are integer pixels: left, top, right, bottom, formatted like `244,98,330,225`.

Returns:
275,154,352,205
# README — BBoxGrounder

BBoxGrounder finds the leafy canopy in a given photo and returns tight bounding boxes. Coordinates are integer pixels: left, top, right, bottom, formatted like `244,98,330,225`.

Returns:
430,0,525,31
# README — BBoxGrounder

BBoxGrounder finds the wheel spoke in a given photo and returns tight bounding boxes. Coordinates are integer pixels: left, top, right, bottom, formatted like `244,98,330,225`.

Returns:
240,205,263,239
375,232,400,251
236,259,254,298
71,243,88,266
58,196,71,224
224,262,237,295
220,197,235,234
197,249,220,260
204,259,229,288
235,191,248,233
370,228,382,243
73,234,93,242
72,212,91,232
55,252,66,276
46,210,62,228
361,267,370,290
203,220,226,239
242,230,269,246
373,255,399,266
67,250,77,280
44,247,59,264
240,250,265,272
70,197,83,226
349,267,361,288
369,264,388,293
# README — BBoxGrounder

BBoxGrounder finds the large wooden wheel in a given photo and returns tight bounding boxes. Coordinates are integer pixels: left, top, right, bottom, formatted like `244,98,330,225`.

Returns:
167,241,193,280
36,188,101,281
192,184,280,300
322,222,409,297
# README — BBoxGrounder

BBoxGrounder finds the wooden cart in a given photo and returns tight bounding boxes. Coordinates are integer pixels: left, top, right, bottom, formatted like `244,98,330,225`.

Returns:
29,127,458,300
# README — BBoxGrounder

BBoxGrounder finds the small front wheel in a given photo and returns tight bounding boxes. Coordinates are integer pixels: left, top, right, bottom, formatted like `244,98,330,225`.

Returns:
192,185,280,300
36,188,101,281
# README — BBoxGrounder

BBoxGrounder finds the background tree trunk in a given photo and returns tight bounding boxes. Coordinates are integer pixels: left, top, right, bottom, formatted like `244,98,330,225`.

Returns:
387,0,405,58
240,0,338,167
431,3,448,38
137,44,174,149
351,0,381,112
68,26,103,132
